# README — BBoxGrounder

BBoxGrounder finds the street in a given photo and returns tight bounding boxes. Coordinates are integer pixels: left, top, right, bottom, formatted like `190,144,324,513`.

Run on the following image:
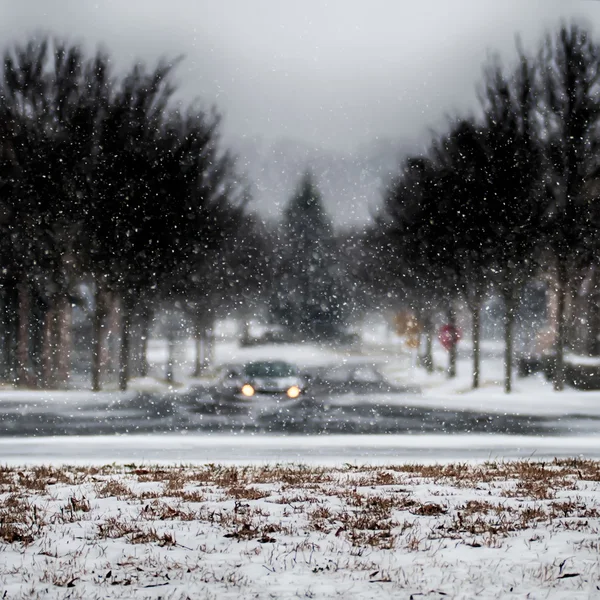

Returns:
0,385,598,437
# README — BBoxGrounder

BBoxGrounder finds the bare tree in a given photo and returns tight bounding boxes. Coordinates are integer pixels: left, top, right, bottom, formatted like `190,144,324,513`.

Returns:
479,45,544,393
539,22,600,390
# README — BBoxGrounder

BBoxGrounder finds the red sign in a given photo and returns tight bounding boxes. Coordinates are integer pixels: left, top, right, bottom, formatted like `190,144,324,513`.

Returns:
438,324,461,351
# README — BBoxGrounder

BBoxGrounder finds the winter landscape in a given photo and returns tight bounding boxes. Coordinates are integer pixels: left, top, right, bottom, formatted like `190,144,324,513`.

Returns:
5,1,600,598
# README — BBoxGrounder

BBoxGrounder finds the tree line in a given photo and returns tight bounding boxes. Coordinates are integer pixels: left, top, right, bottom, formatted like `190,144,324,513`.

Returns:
373,22,600,393
2,22,599,394
0,37,266,391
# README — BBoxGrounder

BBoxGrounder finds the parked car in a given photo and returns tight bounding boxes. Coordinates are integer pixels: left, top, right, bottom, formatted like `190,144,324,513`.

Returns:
215,360,308,400
520,353,600,390
309,363,418,395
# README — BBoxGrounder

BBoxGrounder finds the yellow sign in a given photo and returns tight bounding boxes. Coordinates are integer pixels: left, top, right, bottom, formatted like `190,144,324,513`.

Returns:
405,334,420,349
394,312,410,335
395,312,421,336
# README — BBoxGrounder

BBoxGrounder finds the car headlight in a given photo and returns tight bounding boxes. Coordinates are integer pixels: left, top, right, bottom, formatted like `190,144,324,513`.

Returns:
241,384,255,397
287,385,301,399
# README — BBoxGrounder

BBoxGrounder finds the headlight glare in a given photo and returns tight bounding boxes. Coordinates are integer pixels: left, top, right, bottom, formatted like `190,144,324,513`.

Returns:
287,385,301,399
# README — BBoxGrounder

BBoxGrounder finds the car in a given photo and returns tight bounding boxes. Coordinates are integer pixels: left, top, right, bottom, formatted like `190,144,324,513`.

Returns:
310,363,419,395
215,360,308,400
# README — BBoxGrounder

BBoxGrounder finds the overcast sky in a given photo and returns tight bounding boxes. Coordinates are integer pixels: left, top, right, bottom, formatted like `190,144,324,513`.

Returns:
3,0,600,153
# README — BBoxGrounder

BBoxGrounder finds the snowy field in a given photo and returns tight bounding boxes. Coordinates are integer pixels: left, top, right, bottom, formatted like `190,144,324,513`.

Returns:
4,324,600,598
2,460,600,599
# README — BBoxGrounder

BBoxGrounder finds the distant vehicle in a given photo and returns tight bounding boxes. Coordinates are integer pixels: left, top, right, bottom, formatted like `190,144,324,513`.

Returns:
240,323,291,346
215,360,308,400
310,363,418,395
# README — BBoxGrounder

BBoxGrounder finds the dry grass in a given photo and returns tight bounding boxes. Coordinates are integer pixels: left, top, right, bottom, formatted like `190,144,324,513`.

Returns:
0,494,45,545
3,459,600,598
226,485,271,500
97,516,176,546
140,499,197,521
2,459,600,552
95,479,131,498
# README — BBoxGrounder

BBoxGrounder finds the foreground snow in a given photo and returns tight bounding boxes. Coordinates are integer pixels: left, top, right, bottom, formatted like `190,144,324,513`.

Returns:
2,460,600,599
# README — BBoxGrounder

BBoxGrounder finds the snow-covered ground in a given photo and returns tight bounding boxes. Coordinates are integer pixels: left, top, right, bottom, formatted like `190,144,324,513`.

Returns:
4,321,600,598
2,461,600,599
1,433,600,467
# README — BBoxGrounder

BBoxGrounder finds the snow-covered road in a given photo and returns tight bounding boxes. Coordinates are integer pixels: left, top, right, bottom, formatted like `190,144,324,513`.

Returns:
1,386,599,438
2,433,600,466
3,336,600,466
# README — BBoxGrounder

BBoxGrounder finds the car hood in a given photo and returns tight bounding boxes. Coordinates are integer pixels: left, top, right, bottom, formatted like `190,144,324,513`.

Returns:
247,376,303,390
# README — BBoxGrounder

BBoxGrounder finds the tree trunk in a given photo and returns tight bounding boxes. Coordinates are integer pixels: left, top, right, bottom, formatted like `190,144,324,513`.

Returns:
193,336,202,378
1,286,17,382
554,260,568,391
16,277,31,388
447,302,457,379
58,296,72,386
193,315,205,377
139,303,151,378
118,293,133,392
240,319,250,346
472,301,481,390
51,295,72,388
6,285,17,383
92,283,107,392
139,329,149,378
587,267,600,356
504,295,515,394
199,331,208,374
0,291,6,380
41,302,55,388
206,325,214,368
105,291,119,379
166,335,175,383
421,311,434,374
130,309,144,378
566,270,585,353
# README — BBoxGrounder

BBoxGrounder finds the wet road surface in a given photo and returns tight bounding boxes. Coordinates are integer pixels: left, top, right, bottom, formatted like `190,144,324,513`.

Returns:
0,385,597,437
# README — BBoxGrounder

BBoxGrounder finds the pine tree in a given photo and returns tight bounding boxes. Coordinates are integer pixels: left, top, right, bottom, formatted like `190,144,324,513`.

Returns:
274,171,346,339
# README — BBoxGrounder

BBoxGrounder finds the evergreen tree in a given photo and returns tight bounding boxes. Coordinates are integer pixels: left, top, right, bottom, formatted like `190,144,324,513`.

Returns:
381,156,449,373
273,171,346,339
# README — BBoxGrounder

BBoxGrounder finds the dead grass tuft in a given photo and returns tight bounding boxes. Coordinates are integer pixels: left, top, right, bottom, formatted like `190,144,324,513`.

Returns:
97,516,176,546
140,500,197,521
227,486,271,500
95,479,132,498
0,496,44,545
411,502,446,516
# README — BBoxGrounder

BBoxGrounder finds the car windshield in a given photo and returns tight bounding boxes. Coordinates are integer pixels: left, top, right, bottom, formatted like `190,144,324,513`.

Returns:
244,362,297,378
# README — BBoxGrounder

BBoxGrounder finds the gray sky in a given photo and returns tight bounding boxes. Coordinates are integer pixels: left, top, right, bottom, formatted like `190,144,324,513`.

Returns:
3,1,600,153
